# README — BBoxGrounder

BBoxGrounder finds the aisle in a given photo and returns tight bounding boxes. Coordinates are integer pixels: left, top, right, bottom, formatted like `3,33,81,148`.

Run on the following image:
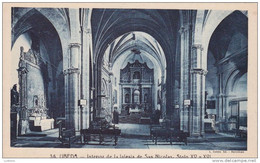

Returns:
118,123,150,137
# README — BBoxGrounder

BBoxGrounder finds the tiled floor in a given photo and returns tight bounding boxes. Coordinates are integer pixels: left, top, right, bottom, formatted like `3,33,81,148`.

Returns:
11,123,247,150
118,123,150,136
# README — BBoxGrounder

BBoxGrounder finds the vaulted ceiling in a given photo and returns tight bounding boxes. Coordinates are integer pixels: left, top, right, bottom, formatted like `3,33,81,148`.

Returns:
104,32,166,70
91,9,180,64
208,10,248,61
12,8,64,81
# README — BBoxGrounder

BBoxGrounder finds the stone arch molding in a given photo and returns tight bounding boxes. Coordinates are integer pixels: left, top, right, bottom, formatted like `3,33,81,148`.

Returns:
91,9,180,115
12,8,71,69
225,69,247,96
107,32,167,83
91,9,180,66
193,10,248,70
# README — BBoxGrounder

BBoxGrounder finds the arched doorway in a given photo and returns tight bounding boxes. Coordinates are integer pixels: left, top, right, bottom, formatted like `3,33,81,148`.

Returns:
91,9,180,131
205,11,248,133
11,9,64,135
99,31,167,128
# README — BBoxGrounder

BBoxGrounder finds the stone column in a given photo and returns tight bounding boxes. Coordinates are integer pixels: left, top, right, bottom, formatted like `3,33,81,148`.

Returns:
160,76,166,117
64,43,80,131
130,88,133,104
153,78,157,110
108,66,113,114
223,95,228,130
80,26,91,129
218,94,224,120
190,44,207,137
217,93,225,131
119,84,122,113
63,9,82,131
179,26,190,132
17,65,29,135
216,69,226,131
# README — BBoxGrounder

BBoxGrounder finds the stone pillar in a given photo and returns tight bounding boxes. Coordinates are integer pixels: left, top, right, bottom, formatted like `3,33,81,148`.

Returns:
153,78,157,110
130,88,133,104
161,76,166,117
218,94,224,120
165,64,175,119
108,66,113,114
95,66,102,118
17,65,29,135
64,43,80,131
217,93,225,131
179,26,190,132
190,69,207,137
216,69,226,131
190,44,207,137
64,9,82,131
80,26,91,129
119,84,122,113
17,46,30,135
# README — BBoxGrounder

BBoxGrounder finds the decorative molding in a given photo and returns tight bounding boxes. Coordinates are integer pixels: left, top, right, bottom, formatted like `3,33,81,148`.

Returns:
19,47,40,66
69,43,81,48
217,93,227,98
216,47,247,66
63,68,80,75
190,68,208,76
178,26,187,34
192,44,204,51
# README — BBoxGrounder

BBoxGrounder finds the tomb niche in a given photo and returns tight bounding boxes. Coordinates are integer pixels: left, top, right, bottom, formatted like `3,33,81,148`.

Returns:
17,46,54,134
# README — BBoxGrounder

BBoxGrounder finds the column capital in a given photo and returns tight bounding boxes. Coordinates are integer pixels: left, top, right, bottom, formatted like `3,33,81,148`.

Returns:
190,68,208,76
63,68,80,75
178,26,188,34
192,44,204,51
69,43,81,48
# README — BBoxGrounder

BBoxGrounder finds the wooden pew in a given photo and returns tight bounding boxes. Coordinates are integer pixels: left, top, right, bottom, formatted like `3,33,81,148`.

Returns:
60,128,78,148
81,125,121,146
150,125,189,145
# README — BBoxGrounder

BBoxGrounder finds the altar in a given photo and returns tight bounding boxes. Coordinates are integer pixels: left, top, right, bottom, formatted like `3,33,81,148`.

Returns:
16,47,54,133
27,96,54,131
129,107,142,113
29,116,54,131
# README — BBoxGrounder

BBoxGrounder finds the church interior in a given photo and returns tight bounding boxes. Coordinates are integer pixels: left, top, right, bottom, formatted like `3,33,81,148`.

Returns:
10,7,248,149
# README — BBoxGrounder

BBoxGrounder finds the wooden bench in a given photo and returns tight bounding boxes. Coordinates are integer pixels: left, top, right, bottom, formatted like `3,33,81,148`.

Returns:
81,125,121,146
238,127,247,138
60,128,78,148
150,125,189,145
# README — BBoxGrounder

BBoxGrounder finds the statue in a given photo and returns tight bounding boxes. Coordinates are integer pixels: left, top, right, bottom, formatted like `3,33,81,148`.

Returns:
11,84,19,106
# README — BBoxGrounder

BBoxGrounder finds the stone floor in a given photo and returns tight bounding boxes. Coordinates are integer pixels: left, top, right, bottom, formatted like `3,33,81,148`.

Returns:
11,123,247,150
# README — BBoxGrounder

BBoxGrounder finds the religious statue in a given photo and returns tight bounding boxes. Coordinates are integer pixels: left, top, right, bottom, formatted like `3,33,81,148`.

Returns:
11,84,19,107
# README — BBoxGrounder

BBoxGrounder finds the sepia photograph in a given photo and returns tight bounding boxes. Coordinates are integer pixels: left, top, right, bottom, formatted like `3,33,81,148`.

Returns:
2,2,258,159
